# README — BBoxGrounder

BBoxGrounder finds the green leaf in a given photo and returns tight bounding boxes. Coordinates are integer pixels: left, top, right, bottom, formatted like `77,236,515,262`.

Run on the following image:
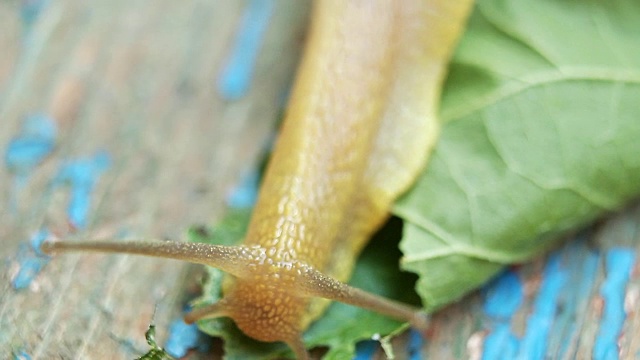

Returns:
395,0,640,311
190,212,419,359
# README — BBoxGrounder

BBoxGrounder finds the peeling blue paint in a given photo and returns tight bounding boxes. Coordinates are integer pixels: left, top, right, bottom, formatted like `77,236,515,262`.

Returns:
407,328,424,360
11,230,51,290
518,253,569,360
226,170,259,208
54,151,111,229
593,248,636,360
547,237,600,358
21,0,50,30
482,270,522,360
164,317,209,358
5,113,56,187
12,349,31,360
483,270,523,318
484,326,519,360
217,0,274,100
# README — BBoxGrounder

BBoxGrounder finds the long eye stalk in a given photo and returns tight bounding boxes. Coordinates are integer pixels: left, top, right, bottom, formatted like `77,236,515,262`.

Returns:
41,240,249,277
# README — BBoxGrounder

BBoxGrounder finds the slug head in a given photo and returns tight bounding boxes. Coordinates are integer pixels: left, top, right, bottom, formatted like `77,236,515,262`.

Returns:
184,247,315,351
42,240,427,360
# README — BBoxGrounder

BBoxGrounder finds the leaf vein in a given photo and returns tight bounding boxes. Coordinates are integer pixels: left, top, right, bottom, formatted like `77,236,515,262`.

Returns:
443,68,640,122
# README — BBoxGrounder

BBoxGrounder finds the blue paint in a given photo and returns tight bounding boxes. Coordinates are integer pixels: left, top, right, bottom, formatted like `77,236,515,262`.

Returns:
518,253,569,360
483,326,519,360
164,319,206,358
353,340,377,360
482,270,523,360
483,270,524,318
407,328,424,360
11,230,51,290
217,0,274,100
593,248,636,360
21,0,50,30
547,238,600,359
5,114,56,213
54,151,110,229
226,170,259,208
12,349,31,360
5,114,56,183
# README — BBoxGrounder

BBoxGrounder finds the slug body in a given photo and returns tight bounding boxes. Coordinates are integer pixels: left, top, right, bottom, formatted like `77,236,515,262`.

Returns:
42,1,474,358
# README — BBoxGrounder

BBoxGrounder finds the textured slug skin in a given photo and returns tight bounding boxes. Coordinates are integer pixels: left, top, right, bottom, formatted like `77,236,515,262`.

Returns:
222,0,475,343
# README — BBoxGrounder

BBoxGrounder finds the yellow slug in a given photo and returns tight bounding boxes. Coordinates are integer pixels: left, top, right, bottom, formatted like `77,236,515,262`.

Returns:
42,1,473,359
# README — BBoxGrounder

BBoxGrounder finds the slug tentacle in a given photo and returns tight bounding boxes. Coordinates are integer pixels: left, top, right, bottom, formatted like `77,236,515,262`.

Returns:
296,261,429,330
287,336,310,360
184,299,230,324
41,240,253,278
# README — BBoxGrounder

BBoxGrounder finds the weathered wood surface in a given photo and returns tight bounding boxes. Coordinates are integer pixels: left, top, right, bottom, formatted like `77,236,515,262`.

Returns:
1,0,309,358
2,1,639,360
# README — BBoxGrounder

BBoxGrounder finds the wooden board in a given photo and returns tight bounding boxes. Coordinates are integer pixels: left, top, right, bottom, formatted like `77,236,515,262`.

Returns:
2,1,639,360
